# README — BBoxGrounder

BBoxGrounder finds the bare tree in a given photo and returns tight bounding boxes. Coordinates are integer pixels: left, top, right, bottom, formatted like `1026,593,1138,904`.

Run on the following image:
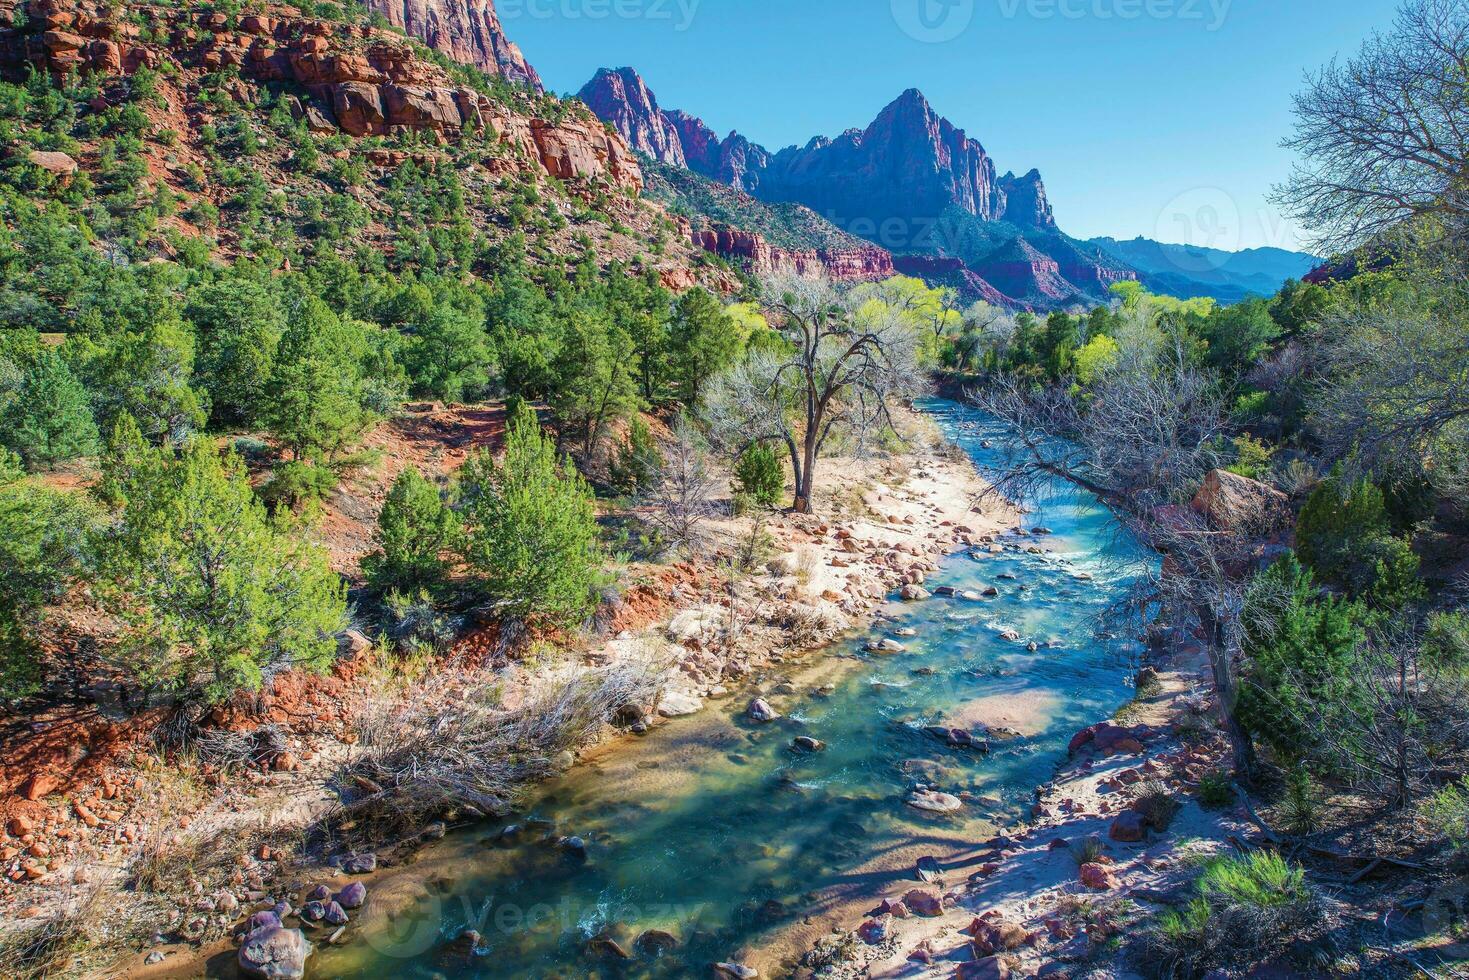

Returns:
1275,0,1469,251
640,413,721,557
971,334,1276,775
704,275,925,514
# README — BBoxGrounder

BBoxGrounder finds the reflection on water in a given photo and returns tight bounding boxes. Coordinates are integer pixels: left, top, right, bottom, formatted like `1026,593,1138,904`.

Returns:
319,398,1150,979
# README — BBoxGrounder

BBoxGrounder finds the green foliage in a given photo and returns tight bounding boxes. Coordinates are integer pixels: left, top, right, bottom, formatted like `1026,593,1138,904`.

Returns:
1191,297,1279,376
1196,771,1235,809
458,403,601,627
185,273,284,426
734,443,784,508
363,466,459,596
1277,765,1323,836
258,459,338,513
1239,554,1368,763
1142,852,1319,979
0,452,93,701
1072,332,1120,384
607,417,664,496
667,287,742,406
95,439,345,704
1295,472,1423,605
1224,434,1275,481
0,351,98,469
1421,778,1469,861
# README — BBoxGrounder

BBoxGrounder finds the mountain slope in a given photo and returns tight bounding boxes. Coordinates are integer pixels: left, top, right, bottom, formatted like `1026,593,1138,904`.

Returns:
365,0,542,91
1087,236,1321,303
576,69,1128,309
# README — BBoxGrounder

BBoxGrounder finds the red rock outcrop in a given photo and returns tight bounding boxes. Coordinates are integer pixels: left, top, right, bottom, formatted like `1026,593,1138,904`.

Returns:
692,226,893,283
13,0,641,193
577,67,686,166
364,0,540,90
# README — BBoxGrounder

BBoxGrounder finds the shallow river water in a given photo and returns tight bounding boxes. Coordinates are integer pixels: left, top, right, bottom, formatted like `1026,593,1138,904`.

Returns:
318,397,1150,979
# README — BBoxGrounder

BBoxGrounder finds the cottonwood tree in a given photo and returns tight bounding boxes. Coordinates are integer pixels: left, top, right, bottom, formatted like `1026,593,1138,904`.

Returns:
1276,0,1469,250
704,275,924,514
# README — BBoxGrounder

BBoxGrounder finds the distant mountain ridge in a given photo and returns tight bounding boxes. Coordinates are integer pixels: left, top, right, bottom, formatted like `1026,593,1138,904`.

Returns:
1088,237,1322,304
578,68,1131,309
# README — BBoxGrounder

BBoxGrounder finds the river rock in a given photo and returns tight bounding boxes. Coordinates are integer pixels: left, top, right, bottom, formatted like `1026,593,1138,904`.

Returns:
659,690,703,717
858,915,891,943
558,836,589,861
713,963,758,979
336,882,367,909
321,901,349,926
902,888,945,917
791,736,826,753
238,925,312,979
635,928,679,953
867,638,906,654
246,911,282,933
915,855,943,882
587,928,633,959
958,955,1010,979
893,627,918,637
1079,862,1120,890
957,589,986,601
1109,810,1147,843
307,885,331,902
747,698,780,723
300,900,326,923
907,790,963,814
338,852,376,874
998,629,1021,642
899,584,931,601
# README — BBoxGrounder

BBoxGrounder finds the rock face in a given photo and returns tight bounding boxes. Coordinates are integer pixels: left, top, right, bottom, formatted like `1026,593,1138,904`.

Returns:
689,226,894,283
13,0,640,195
1191,469,1292,536
365,0,540,90
578,67,686,165
580,68,1139,310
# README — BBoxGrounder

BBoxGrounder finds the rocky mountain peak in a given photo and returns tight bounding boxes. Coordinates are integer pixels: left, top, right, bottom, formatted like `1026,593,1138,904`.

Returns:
577,67,686,166
365,0,541,90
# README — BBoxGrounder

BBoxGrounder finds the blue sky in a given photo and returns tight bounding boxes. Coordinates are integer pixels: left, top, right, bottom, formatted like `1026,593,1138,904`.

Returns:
500,0,1403,253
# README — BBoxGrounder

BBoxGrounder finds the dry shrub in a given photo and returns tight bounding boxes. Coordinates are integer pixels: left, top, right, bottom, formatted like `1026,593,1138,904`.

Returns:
0,893,102,980
342,659,664,832
775,603,844,650
1070,833,1106,866
1135,780,1181,831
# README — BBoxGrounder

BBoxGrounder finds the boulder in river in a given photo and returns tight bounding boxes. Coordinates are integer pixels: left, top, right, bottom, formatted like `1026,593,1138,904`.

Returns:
899,584,931,601
635,928,680,953
659,690,703,717
907,789,963,813
713,963,759,979
336,882,367,909
747,698,780,723
866,637,906,654
791,736,826,753
238,925,312,979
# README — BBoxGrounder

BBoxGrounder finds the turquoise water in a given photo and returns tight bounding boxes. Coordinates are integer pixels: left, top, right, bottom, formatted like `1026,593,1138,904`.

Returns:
320,398,1149,979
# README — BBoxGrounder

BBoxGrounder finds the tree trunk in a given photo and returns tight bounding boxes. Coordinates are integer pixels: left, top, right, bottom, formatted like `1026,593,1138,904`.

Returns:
1200,603,1255,779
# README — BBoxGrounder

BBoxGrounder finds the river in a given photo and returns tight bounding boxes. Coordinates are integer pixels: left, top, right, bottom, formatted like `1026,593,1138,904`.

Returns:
315,397,1150,979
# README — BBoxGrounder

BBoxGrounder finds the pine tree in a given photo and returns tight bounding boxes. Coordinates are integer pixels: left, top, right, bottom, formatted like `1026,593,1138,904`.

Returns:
1,351,99,469
96,439,346,703
364,466,459,595
458,403,601,627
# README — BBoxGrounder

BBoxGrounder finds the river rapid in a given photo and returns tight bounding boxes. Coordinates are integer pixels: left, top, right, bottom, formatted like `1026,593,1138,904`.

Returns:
317,397,1151,979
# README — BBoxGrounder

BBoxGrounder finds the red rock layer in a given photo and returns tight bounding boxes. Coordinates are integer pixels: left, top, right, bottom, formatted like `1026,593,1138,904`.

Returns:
364,0,541,90
692,226,894,283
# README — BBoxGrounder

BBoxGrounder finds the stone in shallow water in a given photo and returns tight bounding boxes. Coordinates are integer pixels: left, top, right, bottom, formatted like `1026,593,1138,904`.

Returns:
238,925,312,980
791,736,826,753
907,789,963,813
866,637,907,654
714,963,759,979
635,928,679,953
746,698,780,722
659,690,703,717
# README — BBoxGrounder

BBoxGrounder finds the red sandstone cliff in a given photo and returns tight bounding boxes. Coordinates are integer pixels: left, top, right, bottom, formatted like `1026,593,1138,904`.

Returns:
692,226,894,283
364,0,540,90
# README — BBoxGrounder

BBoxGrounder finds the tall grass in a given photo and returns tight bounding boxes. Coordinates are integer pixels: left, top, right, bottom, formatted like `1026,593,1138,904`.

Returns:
1139,851,1322,978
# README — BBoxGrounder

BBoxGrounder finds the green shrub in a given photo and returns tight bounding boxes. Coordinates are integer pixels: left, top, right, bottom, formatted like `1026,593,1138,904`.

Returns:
1277,766,1322,837
259,460,338,513
1140,852,1320,978
1295,472,1423,605
363,467,458,596
1238,554,1369,763
95,439,346,704
1134,780,1181,831
458,403,601,628
0,351,98,469
1422,778,1469,862
1196,771,1234,809
608,417,663,496
734,443,784,508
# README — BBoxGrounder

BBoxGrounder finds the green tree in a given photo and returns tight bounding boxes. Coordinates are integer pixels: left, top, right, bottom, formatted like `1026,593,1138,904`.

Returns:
0,451,93,701
734,443,784,508
97,411,148,508
363,466,459,595
186,275,284,427
458,403,600,627
264,292,374,461
1,351,98,469
95,439,345,704
550,308,640,459
1238,554,1369,763
608,417,664,496
667,287,742,406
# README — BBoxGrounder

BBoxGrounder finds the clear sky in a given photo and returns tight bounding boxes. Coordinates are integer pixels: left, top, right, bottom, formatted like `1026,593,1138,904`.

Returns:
499,0,1403,253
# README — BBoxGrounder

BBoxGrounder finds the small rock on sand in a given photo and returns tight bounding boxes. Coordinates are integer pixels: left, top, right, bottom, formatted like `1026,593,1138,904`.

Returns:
907,789,963,813
747,698,780,723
